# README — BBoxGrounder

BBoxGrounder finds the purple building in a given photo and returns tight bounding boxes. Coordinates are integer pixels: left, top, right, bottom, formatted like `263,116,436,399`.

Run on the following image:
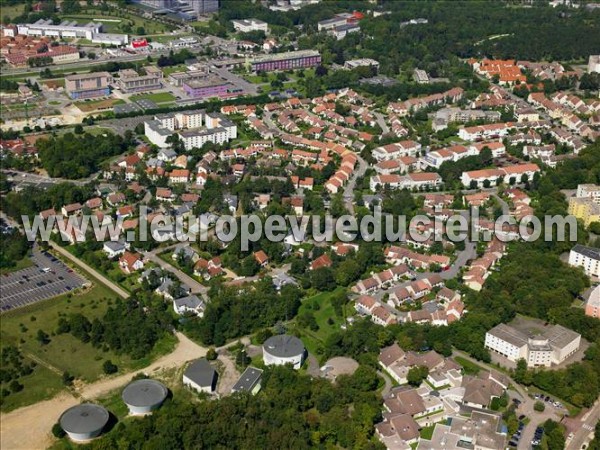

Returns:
250,50,321,72
183,76,232,99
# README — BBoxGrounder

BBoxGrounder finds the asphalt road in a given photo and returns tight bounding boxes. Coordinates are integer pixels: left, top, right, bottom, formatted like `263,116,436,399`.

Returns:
144,250,208,296
0,248,87,312
49,242,130,299
567,398,600,450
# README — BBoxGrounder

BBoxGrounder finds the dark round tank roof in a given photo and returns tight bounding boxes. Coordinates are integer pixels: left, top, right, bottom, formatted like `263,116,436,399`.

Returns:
59,403,109,434
122,379,168,407
263,334,305,358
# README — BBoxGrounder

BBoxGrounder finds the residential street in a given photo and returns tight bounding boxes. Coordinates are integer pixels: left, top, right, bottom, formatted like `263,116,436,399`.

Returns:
143,250,209,296
566,398,600,450
50,242,130,299
451,350,564,450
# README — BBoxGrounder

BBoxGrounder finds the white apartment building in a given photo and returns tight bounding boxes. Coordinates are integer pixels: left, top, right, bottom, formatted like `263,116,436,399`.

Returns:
232,19,268,33
577,184,600,203
568,245,600,277
485,323,581,368
588,55,600,74
144,110,237,150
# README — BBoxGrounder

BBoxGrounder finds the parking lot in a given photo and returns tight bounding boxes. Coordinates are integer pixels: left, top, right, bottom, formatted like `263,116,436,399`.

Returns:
1,249,87,312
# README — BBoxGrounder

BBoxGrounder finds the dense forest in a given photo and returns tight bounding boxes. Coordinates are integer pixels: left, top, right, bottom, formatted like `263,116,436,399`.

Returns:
183,279,302,346
216,0,600,76
76,364,384,449
56,298,173,360
37,131,132,178
1,182,96,219
0,230,30,269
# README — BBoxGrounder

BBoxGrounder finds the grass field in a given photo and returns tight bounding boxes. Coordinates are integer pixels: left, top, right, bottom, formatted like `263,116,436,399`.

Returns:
75,98,124,112
454,356,482,375
60,12,172,35
0,256,34,275
130,92,176,104
0,274,175,412
0,3,24,20
291,287,347,357
160,64,188,76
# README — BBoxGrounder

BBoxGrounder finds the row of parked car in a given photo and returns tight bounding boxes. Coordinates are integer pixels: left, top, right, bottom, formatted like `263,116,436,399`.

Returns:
508,419,527,447
533,393,563,409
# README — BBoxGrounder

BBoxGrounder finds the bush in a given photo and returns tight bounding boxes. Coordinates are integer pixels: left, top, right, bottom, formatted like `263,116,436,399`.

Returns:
206,348,218,361
534,400,545,412
51,422,66,438
102,360,118,375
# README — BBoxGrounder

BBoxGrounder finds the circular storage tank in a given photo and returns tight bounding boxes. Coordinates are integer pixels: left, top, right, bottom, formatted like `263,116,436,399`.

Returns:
122,379,168,415
262,334,305,370
59,403,109,442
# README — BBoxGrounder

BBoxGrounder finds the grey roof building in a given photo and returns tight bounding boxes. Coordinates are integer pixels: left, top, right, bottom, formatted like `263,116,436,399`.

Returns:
232,367,263,395
59,403,109,442
183,358,217,393
263,334,306,370
122,379,168,415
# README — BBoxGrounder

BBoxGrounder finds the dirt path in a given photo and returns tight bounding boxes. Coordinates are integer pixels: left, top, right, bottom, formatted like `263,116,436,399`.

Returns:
0,332,206,450
215,352,240,396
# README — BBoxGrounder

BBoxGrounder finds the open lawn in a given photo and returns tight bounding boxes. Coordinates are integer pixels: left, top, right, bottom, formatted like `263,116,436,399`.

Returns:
0,3,24,20
0,256,34,275
160,64,188,76
0,276,176,412
60,12,172,35
130,92,176,104
75,98,124,112
454,356,482,375
291,287,347,357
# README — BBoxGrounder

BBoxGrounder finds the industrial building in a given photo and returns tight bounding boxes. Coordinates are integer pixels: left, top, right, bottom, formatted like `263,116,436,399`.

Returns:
262,334,306,369
249,50,321,72
121,379,168,414
15,19,128,45
116,67,163,93
183,358,217,393
59,403,110,442
65,72,112,100
485,322,581,367
144,110,237,150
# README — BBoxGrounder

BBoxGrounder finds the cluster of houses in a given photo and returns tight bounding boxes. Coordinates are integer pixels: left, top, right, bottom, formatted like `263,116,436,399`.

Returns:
355,273,466,328
376,343,510,450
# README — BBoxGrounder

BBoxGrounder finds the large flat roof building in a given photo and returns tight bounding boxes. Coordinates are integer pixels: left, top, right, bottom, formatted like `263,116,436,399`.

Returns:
231,367,263,394
65,72,112,100
232,19,268,33
485,322,581,367
117,67,163,93
16,19,127,44
249,50,321,72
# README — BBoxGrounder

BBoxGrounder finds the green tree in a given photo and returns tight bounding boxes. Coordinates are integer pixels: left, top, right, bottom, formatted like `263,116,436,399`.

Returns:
407,366,429,386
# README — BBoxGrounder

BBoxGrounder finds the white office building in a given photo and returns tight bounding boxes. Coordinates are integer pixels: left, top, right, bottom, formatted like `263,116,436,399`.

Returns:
485,323,581,368
232,19,268,33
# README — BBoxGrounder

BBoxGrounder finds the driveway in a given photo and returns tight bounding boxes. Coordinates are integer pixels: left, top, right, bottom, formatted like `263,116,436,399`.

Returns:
143,251,208,296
